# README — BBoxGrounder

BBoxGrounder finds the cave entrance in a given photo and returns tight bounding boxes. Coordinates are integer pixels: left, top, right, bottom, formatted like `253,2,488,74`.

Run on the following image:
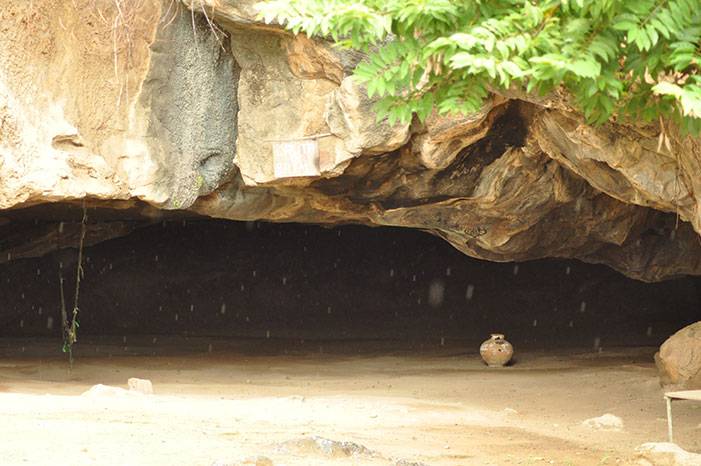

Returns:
1,205,697,347
0,204,699,464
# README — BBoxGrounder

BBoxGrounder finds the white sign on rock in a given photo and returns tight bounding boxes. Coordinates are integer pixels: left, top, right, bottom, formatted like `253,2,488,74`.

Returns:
272,140,320,178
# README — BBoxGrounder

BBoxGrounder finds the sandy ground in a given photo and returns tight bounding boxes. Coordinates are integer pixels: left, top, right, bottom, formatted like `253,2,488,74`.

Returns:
0,337,699,466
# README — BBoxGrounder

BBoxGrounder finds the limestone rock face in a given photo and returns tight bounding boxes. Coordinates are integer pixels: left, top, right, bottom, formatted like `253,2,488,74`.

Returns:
655,321,701,389
1,0,701,282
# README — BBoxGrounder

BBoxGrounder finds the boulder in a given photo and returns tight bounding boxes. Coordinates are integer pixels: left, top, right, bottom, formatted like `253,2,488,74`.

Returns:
656,322,701,389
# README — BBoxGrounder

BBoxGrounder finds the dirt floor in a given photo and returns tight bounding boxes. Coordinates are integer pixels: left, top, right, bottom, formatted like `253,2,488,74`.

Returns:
0,337,699,466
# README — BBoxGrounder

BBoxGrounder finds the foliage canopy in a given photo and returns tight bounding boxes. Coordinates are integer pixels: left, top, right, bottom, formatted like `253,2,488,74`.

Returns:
257,0,701,134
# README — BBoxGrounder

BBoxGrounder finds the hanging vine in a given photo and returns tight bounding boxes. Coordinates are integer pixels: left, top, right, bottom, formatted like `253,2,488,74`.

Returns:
59,199,88,367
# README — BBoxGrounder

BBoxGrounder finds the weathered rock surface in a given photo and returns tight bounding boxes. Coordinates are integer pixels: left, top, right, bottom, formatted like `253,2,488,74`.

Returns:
581,413,624,431
634,442,701,466
655,321,701,389
1,0,701,281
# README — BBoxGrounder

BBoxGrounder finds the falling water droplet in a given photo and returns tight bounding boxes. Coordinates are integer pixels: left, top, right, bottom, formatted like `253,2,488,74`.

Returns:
646,326,653,336
565,266,571,275
252,270,257,277
174,313,179,321
465,284,475,300
36,269,41,276
154,255,159,262
568,321,574,328
38,307,42,316
327,306,332,314
123,336,127,344
190,304,195,312
446,268,451,276
670,229,676,240
152,337,158,344
220,303,226,315
266,330,271,339
46,317,54,330
580,301,587,313
440,337,445,346
208,344,213,353
240,284,245,291
593,337,601,350
532,319,538,327
19,319,24,328
427,279,445,308
282,277,287,285
513,265,519,275
390,269,395,277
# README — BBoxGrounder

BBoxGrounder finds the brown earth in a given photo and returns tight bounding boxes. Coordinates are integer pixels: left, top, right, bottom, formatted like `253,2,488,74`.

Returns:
1,338,699,466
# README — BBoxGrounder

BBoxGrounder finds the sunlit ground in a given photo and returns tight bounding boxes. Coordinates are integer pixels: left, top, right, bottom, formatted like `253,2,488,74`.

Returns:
1,337,699,466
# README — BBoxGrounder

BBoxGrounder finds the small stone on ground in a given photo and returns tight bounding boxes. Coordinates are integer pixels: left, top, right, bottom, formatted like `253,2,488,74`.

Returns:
128,377,154,395
634,442,701,466
81,384,139,397
581,413,624,431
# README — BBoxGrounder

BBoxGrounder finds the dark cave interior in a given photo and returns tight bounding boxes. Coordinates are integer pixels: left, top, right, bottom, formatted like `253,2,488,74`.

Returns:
0,203,698,351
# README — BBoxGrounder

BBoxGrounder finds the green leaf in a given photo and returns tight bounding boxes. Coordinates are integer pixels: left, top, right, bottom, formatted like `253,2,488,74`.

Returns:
568,59,601,78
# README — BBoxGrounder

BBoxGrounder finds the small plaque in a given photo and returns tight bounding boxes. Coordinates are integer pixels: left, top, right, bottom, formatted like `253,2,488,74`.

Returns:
272,140,320,178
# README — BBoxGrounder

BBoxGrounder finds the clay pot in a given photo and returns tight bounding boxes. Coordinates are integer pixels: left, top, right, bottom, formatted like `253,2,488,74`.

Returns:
480,333,513,367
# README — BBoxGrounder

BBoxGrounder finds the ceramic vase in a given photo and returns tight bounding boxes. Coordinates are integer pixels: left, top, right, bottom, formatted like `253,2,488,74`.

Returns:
480,333,513,367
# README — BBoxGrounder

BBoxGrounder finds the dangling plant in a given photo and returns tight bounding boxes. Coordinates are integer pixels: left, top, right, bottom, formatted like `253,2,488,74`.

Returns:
257,0,701,134
59,199,88,367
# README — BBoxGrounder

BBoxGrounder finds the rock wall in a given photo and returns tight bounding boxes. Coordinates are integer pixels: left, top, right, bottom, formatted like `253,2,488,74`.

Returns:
1,0,701,282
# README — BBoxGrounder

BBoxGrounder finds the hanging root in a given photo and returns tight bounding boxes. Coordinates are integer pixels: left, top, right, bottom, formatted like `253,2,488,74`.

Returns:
59,199,88,368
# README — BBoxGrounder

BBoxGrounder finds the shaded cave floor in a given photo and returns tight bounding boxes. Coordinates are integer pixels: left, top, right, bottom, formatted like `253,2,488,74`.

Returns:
0,337,700,466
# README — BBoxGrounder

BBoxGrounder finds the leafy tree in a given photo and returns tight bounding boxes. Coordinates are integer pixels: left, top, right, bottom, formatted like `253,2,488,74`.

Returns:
257,0,701,134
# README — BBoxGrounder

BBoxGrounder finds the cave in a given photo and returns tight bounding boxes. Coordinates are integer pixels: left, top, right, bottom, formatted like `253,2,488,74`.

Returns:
1,204,700,465
1,204,699,348
2,1,701,464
